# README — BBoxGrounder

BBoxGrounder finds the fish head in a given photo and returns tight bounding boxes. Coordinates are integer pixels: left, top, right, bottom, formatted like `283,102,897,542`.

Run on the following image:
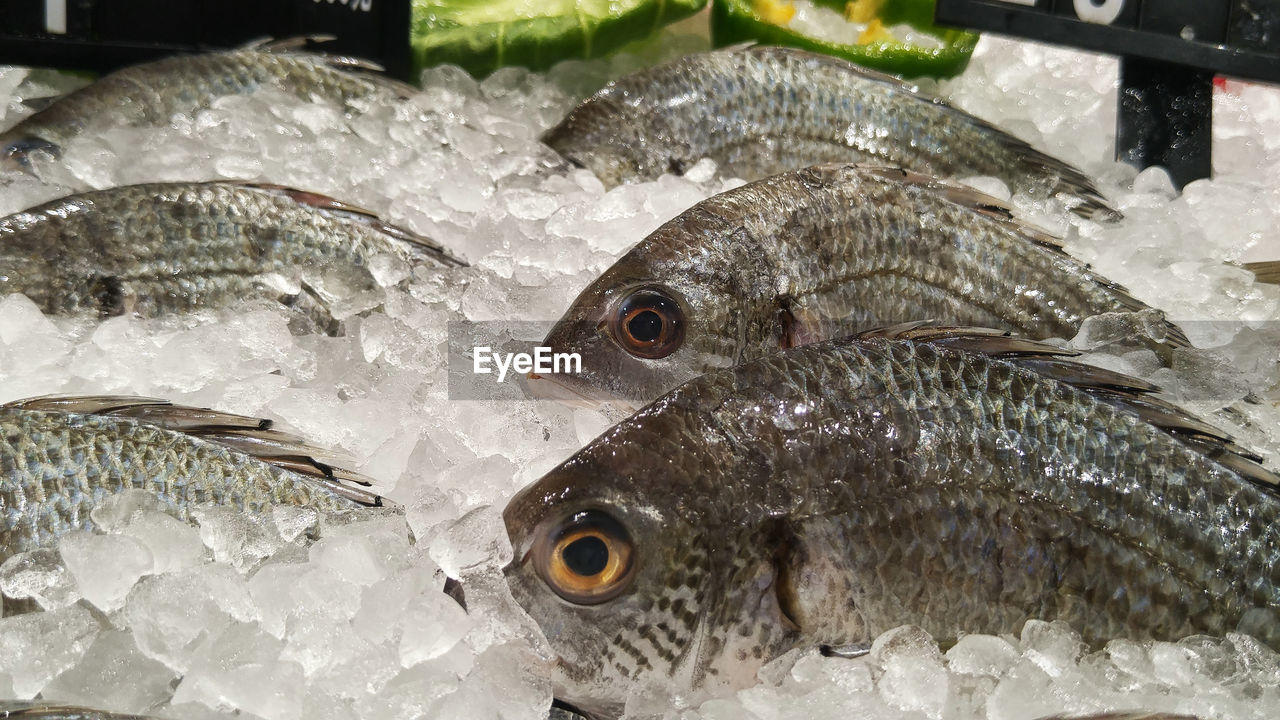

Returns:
533,250,752,406
503,414,803,716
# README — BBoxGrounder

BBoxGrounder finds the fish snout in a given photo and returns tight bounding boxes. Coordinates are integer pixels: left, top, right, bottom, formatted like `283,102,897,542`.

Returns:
525,371,638,416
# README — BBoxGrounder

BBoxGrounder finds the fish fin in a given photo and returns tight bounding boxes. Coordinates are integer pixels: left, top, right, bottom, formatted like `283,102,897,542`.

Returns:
2,136,62,173
778,302,823,350
550,699,598,720
860,325,1280,491
2,395,389,507
18,95,61,113
742,45,1115,217
240,35,337,53
0,702,157,719
4,395,174,414
222,182,467,267
766,518,805,633
1033,714,1199,720
1242,260,1280,284
819,643,871,659
239,36,419,98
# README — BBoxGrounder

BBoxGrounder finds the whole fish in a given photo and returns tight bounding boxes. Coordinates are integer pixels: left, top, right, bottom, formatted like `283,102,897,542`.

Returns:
0,181,463,322
505,327,1280,717
543,45,1112,217
534,164,1180,405
0,395,383,567
1,38,416,170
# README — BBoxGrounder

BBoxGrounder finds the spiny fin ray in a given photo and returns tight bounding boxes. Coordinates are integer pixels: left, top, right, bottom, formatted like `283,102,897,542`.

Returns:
3,395,387,507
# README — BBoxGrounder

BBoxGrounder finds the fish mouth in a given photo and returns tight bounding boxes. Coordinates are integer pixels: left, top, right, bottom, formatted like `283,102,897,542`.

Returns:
525,372,637,414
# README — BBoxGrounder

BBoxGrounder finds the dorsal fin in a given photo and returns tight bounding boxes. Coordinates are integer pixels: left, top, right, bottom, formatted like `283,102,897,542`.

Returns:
737,46,1116,219
5,395,387,507
857,325,1280,491
237,35,420,99
0,701,158,720
217,182,467,267
840,166,1187,349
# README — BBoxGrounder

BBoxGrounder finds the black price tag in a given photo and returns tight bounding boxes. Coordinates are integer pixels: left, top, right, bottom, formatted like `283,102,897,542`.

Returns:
0,0,412,79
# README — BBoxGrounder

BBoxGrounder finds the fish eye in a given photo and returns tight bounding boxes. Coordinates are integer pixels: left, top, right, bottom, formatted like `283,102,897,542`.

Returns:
610,286,685,359
536,510,635,605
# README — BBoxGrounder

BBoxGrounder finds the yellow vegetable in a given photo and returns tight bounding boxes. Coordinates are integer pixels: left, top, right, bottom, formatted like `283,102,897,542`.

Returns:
753,0,797,24
858,17,893,44
845,0,884,23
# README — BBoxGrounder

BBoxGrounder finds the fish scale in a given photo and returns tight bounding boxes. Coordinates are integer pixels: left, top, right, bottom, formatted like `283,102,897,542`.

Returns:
503,329,1280,716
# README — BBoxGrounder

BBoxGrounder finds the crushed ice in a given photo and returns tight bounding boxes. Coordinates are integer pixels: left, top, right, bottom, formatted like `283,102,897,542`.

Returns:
1,28,1278,720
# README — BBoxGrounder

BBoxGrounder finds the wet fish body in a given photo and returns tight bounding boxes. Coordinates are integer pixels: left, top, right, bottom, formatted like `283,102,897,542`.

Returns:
0,39,414,168
0,396,382,564
538,164,1177,405
0,181,461,320
544,45,1110,216
504,328,1280,717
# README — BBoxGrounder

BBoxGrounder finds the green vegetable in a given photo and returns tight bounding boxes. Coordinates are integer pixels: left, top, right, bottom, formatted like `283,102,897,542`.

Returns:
412,0,710,77
710,0,979,78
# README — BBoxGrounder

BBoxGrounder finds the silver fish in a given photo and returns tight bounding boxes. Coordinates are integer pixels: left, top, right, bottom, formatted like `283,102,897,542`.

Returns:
0,181,463,323
535,164,1180,406
504,326,1278,717
543,45,1112,216
0,37,415,170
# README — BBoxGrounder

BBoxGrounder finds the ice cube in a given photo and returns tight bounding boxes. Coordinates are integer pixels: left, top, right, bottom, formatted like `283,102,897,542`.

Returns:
122,565,256,672
41,630,175,713
59,531,154,612
0,548,80,610
191,505,287,571
0,604,100,696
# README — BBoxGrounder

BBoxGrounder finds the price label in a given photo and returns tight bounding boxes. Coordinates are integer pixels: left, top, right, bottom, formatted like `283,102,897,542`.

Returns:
43,0,66,34
1073,0,1125,25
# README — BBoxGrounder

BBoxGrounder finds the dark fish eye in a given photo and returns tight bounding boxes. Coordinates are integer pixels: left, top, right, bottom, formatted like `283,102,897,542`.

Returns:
536,510,635,605
610,287,685,359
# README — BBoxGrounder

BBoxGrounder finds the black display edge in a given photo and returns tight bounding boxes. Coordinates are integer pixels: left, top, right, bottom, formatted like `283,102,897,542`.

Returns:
935,1,1280,84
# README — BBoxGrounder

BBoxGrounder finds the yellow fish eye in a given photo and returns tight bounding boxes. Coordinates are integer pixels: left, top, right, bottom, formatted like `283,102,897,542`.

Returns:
537,511,635,604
